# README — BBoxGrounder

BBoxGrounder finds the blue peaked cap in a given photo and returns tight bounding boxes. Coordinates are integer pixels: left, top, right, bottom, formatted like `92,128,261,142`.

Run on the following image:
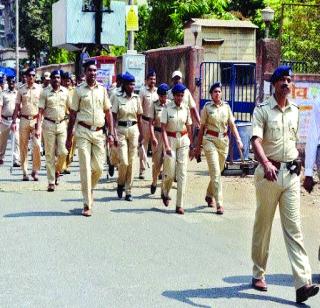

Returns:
172,83,186,94
122,71,135,82
270,65,293,84
157,83,170,95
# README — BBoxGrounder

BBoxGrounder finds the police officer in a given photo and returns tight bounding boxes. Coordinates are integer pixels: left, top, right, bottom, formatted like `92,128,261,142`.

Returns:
195,82,243,214
250,66,318,303
112,72,143,201
11,67,42,181
161,83,194,215
42,72,51,90
0,76,20,166
37,70,70,192
168,70,200,127
149,83,170,194
66,60,114,217
61,72,76,174
138,69,158,179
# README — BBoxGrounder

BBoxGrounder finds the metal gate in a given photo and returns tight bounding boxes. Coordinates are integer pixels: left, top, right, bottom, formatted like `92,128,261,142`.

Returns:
199,62,256,121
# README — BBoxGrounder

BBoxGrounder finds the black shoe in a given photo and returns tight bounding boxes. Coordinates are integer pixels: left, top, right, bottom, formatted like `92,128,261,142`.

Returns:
117,185,124,199
125,194,133,201
139,173,145,180
109,164,114,177
12,162,21,168
296,284,319,303
150,184,157,194
62,169,71,175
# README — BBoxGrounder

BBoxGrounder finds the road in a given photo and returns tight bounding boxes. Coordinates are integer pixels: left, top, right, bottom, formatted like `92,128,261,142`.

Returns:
0,148,320,308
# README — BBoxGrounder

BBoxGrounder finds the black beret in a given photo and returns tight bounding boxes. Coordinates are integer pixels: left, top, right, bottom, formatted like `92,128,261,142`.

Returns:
209,82,222,93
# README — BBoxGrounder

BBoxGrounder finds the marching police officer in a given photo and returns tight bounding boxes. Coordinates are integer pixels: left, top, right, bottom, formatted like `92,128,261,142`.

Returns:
250,66,318,303
11,67,42,181
149,83,170,194
112,72,143,201
37,70,70,192
138,69,158,179
161,83,194,215
195,82,243,214
0,76,20,166
66,60,114,217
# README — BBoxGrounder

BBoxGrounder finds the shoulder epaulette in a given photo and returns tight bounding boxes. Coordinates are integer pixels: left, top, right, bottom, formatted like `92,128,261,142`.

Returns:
256,101,269,107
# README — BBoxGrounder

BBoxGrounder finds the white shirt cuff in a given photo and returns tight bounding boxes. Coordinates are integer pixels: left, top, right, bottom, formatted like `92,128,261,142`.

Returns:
304,168,314,177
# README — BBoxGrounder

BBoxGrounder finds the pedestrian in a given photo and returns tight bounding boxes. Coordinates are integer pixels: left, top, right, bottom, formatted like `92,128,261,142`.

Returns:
37,70,70,192
149,83,170,194
0,76,20,167
42,72,51,90
66,59,114,217
138,69,158,179
161,83,194,215
112,72,143,201
194,82,243,214
168,70,200,127
11,67,42,181
302,101,320,193
250,66,319,303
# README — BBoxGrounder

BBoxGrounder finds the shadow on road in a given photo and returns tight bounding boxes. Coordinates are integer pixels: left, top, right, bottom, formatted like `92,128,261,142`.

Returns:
3,208,82,218
111,207,172,215
162,274,314,307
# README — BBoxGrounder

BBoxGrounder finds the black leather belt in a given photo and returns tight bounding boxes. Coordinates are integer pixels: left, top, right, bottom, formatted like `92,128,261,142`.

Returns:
44,117,67,124
142,115,150,121
78,121,103,131
154,126,162,133
118,121,137,127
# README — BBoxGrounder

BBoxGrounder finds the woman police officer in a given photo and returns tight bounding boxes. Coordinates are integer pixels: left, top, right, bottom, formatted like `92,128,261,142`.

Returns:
195,82,243,214
112,72,143,201
160,83,194,215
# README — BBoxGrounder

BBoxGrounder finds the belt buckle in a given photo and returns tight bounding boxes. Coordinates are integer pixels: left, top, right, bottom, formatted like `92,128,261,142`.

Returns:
218,132,224,138
90,125,97,131
127,121,132,127
7,117,12,121
55,120,60,124
28,116,33,120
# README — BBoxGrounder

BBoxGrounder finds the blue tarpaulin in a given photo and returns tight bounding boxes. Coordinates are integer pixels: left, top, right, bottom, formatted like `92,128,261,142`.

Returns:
0,66,16,78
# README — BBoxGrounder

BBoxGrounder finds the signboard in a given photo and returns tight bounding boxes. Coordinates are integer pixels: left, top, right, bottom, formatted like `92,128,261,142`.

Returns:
126,5,139,31
290,82,320,144
122,52,145,90
96,63,115,89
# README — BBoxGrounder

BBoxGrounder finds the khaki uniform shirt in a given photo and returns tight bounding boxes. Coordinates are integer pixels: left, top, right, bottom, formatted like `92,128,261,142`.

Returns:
39,86,70,121
71,82,111,128
139,85,158,117
168,87,196,110
0,89,17,117
161,101,192,133
252,95,299,162
200,101,234,133
149,99,169,128
16,83,42,116
109,87,122,106
112,92,143,122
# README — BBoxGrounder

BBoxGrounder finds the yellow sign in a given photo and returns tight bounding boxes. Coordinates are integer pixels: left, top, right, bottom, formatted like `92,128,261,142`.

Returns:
126,5,139,31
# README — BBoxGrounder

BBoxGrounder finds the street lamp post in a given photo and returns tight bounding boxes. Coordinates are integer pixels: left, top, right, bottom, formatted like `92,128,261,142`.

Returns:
261,6,275,39
15,0,19,80
191,23,201,46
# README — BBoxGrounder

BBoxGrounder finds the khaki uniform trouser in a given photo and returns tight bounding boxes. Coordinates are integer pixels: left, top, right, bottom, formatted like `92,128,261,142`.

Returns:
139,119,150,175
117,125,139,194
203,137,228,206
0,121,20,164
252,164,312,290
151,131,163,186
19,118,41,175
42,120,68,184
162,135,190,208
76,125,105,209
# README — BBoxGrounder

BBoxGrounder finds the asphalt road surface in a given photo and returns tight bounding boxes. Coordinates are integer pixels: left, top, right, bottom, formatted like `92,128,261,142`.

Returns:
1,147,320,308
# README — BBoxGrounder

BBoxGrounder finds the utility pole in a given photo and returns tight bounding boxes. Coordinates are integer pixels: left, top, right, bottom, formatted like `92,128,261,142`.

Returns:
15,0,19,80
128,0,134,51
